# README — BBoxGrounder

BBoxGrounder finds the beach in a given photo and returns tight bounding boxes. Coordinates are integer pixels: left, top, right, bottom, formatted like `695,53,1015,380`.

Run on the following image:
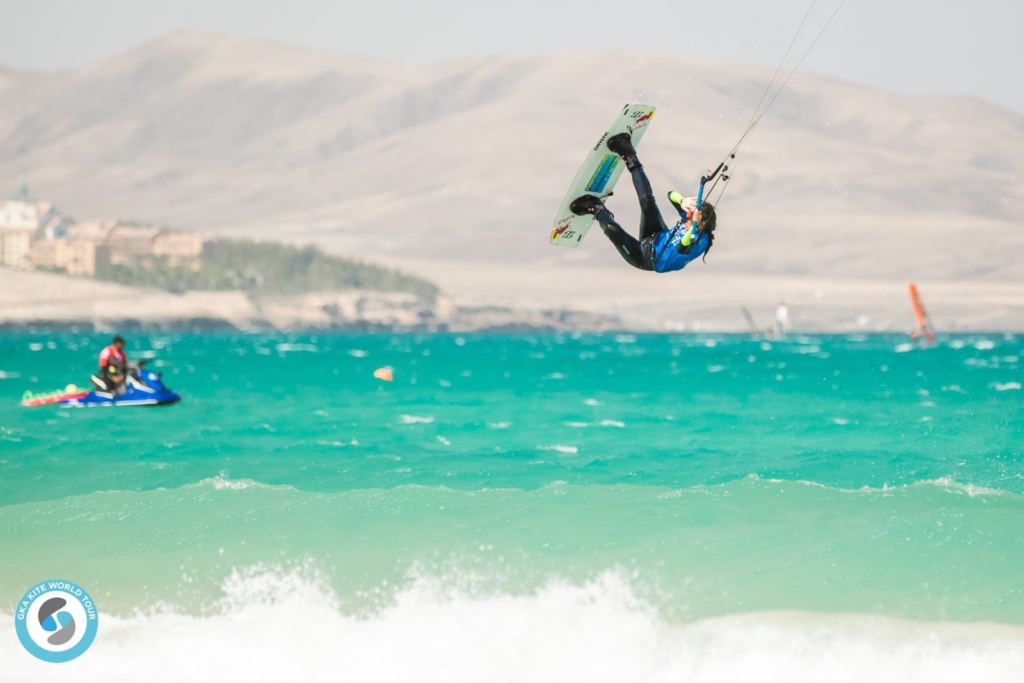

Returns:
4,264,1024,333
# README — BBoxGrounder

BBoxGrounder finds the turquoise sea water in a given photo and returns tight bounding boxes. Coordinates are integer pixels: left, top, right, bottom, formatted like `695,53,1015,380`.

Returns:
1,332,1022,680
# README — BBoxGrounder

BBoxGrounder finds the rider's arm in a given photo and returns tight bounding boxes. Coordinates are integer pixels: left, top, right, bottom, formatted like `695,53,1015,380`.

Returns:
675,229,708,255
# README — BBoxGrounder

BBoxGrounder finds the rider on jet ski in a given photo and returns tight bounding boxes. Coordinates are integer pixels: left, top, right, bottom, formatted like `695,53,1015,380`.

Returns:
95,335,128,393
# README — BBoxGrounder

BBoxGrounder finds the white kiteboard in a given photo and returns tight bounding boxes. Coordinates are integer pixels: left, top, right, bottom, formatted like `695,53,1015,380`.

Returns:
549,103,657,247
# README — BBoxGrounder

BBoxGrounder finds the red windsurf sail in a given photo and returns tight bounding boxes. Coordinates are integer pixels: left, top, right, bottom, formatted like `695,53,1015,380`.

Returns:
908,283,936,344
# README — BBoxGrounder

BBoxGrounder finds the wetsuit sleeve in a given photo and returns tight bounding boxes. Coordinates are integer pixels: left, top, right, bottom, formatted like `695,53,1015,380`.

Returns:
675,231,709,258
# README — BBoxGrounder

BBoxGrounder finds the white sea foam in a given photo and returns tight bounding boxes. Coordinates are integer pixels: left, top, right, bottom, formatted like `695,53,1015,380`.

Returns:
895,343,914,353
742,474,1018,500
192,475,292,491
538,445,578,454
925,477,1009,498
399,415,435,424
275,343,318,353
348,349,368,358
599,420,625,428
990,382,1021,392
3,568,1023,683
487,422,512,429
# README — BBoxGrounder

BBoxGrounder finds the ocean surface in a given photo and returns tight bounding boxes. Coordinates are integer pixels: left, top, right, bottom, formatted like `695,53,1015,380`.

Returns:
1,332,1022,681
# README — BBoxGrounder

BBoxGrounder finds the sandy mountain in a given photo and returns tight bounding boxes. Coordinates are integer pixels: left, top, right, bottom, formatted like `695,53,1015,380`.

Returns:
2,29,1022,286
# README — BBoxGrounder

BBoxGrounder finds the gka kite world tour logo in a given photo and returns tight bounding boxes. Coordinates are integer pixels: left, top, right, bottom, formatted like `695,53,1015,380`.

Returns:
15,579,98,662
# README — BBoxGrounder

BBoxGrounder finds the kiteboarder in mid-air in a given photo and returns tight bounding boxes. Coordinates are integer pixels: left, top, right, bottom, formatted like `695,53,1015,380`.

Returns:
569,133,717,274
556,4,847,271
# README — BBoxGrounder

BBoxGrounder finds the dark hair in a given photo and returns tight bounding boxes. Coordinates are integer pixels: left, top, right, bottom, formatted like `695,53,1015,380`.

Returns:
699,201,717,262
112,335,125,345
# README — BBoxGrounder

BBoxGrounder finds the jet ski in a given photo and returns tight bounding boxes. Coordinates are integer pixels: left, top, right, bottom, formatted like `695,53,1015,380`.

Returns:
60,360,180,408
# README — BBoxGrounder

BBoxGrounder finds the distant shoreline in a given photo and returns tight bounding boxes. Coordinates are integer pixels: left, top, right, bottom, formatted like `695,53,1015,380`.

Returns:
4,264,1024,335
1,320,1018,336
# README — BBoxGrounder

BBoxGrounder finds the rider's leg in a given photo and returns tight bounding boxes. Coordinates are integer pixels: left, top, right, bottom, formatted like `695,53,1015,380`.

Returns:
630,166,669,241
606,133,668,240
569,194,649,270
595,209,648,270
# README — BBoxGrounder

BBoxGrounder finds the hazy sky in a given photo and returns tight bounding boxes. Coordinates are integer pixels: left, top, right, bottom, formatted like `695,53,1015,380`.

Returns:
3,0,1023,113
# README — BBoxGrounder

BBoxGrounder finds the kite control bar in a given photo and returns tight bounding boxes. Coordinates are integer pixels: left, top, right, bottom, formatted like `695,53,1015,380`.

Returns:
697,160,728,209
681,156,731,247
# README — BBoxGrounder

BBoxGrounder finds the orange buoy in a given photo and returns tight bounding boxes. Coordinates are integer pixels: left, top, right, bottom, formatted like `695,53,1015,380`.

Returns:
373,367,394,382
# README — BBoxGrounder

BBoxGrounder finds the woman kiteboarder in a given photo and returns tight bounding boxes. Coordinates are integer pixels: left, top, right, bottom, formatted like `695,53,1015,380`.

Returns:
569,133,717,273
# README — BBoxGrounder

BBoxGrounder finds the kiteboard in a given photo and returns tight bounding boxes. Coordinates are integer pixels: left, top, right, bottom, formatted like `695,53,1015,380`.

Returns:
549,103,657,247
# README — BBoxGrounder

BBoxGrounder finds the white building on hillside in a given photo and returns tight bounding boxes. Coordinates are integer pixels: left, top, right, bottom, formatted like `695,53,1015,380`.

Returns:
153,230,206,268
0,198,68,268
67,219,116,243
0,228,31,268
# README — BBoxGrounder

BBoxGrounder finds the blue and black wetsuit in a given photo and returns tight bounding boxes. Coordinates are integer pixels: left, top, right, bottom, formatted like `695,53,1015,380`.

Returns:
594,166,709,272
